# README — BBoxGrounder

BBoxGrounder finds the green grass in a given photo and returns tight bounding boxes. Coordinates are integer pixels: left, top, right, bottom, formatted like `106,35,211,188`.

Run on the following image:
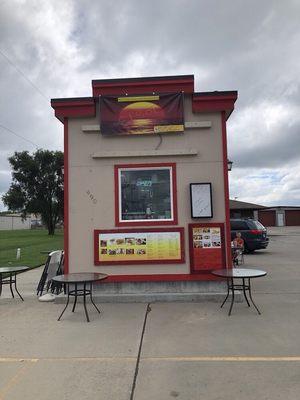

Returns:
0,229,64,268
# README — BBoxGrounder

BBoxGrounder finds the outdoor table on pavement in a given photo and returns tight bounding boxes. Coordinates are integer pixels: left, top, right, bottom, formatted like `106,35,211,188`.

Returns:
51,273,108,322
0,266,29,301
211,268,267,316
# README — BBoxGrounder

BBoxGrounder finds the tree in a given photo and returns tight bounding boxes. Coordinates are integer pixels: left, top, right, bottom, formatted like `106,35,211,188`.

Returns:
2,149,64,235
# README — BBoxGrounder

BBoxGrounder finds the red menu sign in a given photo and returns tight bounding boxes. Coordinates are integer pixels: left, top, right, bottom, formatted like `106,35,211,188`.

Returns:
189,223,225,272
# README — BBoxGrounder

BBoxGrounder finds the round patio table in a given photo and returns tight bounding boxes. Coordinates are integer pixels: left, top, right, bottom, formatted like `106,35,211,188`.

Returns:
211,268,267,316
0,266,29,301
52,273,108,322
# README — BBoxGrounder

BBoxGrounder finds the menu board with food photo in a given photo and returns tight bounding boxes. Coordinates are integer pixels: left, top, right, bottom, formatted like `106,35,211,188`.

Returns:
189,223,225,272
94,228,185,265
192,227,221,249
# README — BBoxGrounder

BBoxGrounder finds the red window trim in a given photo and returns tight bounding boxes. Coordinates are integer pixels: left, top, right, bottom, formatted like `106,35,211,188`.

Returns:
114,162,178,227
94,227,185,265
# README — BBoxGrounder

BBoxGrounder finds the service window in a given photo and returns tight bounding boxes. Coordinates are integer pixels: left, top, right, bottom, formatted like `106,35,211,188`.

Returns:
115,163,178,226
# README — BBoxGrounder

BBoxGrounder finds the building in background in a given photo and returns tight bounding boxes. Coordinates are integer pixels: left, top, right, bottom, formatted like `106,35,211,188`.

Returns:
258,206,300,227
229,199,266,220
0,214,31,230
229,200,300,227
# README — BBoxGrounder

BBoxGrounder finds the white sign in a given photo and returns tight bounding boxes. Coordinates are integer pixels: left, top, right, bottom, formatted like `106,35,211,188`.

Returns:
190,183,213,218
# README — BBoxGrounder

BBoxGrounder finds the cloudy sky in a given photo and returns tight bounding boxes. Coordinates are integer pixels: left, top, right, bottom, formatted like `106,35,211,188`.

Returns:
1,0,300,210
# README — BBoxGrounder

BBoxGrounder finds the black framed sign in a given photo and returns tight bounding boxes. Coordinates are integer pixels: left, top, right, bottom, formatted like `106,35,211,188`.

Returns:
190,183,213,218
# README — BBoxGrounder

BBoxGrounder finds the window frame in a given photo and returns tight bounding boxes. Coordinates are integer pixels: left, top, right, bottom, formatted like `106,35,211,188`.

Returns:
114,163,178,226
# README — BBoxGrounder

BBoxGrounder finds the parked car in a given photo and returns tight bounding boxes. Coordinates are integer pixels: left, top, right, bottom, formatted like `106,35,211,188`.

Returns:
230,218,269,252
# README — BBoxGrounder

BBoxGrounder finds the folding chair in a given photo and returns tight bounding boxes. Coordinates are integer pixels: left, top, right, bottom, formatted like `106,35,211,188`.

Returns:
36,250,64,296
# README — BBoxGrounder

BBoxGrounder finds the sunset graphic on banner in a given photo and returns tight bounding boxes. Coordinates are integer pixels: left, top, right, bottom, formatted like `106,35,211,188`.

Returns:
100,92,184,135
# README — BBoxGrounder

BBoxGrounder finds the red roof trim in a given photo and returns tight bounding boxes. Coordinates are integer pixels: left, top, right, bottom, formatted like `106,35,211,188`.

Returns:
92,75,194,96
92,74,194,84
51,97,96,122
50,82,238,122
193,90,238,98
192,91,238,120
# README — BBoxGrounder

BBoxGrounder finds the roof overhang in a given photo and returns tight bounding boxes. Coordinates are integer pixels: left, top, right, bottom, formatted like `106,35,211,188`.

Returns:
92,74,195,96
51,77,238,123
51,97,96,123
192,91,238,120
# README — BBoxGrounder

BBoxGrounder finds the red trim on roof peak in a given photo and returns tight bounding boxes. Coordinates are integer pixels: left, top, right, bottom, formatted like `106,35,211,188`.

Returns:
92,74,194,84
50,78,238,122
192,91,238,120
92,74,194,96
51,97,96,123
194,91,238,98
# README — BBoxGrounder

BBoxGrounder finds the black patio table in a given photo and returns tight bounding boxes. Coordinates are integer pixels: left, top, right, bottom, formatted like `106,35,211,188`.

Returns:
0,266,29,301
52,273,108,322
211,268,267,316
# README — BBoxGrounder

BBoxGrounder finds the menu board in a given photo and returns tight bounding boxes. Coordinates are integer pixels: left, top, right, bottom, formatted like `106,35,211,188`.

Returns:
189,224,225,272
94,228,184,265
192,227,221,249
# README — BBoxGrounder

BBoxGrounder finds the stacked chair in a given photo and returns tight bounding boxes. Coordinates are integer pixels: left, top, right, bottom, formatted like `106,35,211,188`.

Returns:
36,250,64,297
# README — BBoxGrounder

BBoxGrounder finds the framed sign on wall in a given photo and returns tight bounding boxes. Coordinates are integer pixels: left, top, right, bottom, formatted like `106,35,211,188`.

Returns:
94,227,185,265
189,223,225,272
190,183,213,218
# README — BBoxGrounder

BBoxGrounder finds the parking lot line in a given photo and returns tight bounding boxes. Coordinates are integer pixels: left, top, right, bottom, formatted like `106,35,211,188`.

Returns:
1,356,300,363
141,356,300,362
0,356,136,362
0,362,35,400
0,358,38,363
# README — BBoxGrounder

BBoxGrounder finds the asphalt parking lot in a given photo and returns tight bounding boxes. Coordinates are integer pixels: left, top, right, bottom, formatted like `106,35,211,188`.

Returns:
0,226,299,399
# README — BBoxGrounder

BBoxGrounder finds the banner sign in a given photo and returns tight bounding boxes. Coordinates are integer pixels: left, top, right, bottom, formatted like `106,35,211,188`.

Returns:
100,92,184,136
189,223,225,272
94,228,185,265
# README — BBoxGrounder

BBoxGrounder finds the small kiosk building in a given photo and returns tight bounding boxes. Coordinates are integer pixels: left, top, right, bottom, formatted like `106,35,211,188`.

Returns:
51,75,237,294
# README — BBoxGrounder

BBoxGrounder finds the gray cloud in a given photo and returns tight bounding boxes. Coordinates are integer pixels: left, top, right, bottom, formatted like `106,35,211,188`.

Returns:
234,119,300,168
0,0,300,209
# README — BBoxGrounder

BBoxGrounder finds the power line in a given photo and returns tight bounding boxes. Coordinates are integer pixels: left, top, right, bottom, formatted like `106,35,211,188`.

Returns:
0,123,39,148
0,49,48,149
0,48,49,102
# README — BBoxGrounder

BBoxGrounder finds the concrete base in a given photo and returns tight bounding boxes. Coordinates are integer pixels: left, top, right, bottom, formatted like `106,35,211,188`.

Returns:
54,280,243,303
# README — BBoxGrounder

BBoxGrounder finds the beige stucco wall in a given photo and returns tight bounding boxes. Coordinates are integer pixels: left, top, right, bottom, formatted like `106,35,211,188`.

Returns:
67,95,226,274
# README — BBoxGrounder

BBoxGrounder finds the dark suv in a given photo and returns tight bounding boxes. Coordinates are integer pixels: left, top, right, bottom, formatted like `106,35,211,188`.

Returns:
230,219,269,252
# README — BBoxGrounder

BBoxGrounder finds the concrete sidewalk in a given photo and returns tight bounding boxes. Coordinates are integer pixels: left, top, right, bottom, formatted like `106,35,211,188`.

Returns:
0,227,300,399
